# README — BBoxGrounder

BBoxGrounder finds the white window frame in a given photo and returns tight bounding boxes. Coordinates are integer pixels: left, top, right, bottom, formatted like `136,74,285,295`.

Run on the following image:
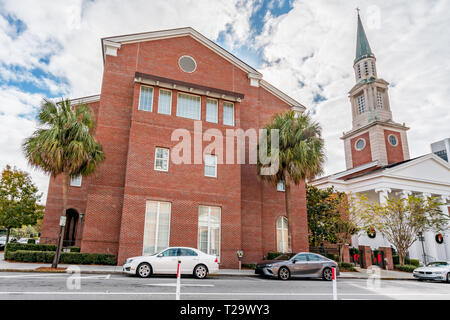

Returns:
204,154,217,178
157,89,172,115
223,101,235,126
206,98,218,123
355,138,366,151
154,147,170,172
277,180,285,192
70,175,82,187
197,205,221,257
176,92,201,120
376,92,383,109
276,216,289,253
357,95,366,114
142,201,171,255
138,85,154,112
364,61,369,76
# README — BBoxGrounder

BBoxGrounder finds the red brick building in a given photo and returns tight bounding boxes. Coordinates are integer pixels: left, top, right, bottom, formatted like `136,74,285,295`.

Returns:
41,27,309,268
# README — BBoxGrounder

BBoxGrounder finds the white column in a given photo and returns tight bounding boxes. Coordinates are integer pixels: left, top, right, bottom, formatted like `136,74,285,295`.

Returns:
375,188,391,204
422,193,439,262
398,190,412,199
440,195,450,260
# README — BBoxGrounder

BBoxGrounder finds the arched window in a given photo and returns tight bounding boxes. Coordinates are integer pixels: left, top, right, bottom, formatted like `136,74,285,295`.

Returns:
276,217,289,253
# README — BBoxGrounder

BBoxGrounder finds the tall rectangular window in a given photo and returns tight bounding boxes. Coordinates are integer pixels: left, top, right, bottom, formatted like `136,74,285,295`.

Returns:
364,61,369,76
139,86,153,111
177,93,201,120
158,89,172,115
70,175,82,187
154,147,169,172
204,154,217,177
357,64,361,79
376,92,383,109
198,206,221,256
357,95,366,114
206,98,218,123
223,102,234,126
143,201,171,255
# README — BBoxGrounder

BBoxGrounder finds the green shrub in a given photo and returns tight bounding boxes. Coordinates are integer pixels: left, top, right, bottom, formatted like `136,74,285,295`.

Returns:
338,262,357,271
27,239,36,244
408,259,420,267
267,252,284,260
5,243,56,253
242,263,256,270
69,247,81,253
394,264,417,273
392,255,419,266
324,253,339,262
5,250,116,265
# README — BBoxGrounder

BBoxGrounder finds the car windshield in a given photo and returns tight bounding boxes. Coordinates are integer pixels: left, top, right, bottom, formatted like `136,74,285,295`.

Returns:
426,262,448,267
274,253,295,260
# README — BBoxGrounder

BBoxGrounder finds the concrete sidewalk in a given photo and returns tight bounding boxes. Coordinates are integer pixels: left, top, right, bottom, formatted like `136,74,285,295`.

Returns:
0,253,414,279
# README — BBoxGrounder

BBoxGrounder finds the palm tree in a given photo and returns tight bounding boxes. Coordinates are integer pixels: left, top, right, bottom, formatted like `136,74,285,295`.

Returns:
257,111,325,252
23,99,105,268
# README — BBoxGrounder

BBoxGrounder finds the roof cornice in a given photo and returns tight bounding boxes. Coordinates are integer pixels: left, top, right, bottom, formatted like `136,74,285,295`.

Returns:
340,120,409,139
101,27,262,78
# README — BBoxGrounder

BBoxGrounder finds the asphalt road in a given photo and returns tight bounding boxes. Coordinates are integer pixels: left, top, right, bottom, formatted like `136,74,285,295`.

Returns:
0,272,448,300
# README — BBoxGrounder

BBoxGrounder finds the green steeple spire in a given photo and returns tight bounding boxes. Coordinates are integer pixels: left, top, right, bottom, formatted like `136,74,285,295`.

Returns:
355,13,374,64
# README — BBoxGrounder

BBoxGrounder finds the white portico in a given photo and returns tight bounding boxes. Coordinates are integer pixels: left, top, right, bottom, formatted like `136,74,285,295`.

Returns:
311,13,450,265
312,154,450,263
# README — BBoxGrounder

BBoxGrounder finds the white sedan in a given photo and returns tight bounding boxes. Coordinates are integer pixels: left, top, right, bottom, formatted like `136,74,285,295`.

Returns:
122,247,219,279
413,261,450,282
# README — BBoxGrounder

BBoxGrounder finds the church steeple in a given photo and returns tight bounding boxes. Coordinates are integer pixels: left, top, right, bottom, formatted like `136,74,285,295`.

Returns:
355,12,374,64
341,11,410,170
353,12,377,82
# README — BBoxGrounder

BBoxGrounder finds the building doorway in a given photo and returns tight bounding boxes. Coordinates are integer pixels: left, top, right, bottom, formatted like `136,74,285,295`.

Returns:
63,209,79,247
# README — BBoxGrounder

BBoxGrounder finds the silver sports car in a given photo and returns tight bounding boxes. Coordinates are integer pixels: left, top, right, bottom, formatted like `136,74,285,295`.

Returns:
413,261,450,282
255,252,340,281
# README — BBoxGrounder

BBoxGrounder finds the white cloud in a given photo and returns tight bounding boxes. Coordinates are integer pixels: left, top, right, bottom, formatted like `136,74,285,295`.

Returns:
1,0,449,204
256,0,450,175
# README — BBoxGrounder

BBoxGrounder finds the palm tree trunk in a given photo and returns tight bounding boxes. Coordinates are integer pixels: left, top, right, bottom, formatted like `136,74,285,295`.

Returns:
52,172,68,268
284,184,293,252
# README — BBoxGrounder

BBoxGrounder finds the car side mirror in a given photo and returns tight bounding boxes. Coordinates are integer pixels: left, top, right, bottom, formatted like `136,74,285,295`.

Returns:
292,259,296,264
157,254,163,258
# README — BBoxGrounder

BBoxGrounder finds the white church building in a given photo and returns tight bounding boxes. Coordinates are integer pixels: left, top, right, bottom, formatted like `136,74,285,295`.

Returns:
312,13,450,265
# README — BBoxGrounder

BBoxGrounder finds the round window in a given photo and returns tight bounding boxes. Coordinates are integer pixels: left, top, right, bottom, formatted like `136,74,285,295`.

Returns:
355,138,366,151
388,134,398,146
178,55,197,73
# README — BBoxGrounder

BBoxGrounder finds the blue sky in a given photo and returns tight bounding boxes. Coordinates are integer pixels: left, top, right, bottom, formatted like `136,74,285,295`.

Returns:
1,0,449,201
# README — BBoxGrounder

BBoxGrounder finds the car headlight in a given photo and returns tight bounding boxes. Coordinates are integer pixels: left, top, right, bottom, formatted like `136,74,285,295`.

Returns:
126,258,133,264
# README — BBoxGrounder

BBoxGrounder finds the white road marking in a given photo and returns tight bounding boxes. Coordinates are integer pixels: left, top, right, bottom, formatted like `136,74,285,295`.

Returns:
144,283,214,287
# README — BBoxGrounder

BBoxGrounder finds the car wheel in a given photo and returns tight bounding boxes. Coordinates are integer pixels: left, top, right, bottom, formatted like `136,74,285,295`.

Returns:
136,262,152,278
322,267,333,281
447,273,450,283
194,264,208,279
278,267,290,280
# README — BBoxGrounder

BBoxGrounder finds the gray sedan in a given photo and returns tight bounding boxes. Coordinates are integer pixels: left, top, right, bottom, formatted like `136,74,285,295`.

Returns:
255,252,340,281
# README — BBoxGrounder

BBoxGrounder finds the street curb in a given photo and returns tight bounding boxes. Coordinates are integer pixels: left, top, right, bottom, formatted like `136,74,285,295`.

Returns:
0,269,414,280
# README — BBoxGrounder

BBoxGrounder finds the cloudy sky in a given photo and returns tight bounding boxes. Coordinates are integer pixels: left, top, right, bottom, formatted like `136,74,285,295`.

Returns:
1,0,449,202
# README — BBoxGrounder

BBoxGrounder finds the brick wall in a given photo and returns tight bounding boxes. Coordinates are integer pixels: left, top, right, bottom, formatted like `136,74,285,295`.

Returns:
384,129,404,164
350,131,372,168
41,35,309,268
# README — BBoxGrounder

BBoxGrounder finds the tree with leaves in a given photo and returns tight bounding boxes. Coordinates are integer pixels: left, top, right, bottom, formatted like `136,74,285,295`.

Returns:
355,194,448,265
257,111,325,251
23,99,105,268
0,165,44,245
306,185,359,261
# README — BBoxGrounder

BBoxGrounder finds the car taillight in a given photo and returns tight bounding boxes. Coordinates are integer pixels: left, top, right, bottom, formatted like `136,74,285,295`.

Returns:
214,257,218,263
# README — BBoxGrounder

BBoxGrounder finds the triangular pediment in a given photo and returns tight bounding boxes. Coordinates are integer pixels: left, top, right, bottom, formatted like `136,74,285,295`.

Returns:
385,154,450,184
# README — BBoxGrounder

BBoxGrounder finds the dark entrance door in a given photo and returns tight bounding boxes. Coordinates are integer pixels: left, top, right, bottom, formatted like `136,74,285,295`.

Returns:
63,209,79,247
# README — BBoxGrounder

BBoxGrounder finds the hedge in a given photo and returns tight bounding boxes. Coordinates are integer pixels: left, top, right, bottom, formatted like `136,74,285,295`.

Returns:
5,243,57,253
392,255,420,267
338,262,357,271
5,250,116,265
394,264,417,273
